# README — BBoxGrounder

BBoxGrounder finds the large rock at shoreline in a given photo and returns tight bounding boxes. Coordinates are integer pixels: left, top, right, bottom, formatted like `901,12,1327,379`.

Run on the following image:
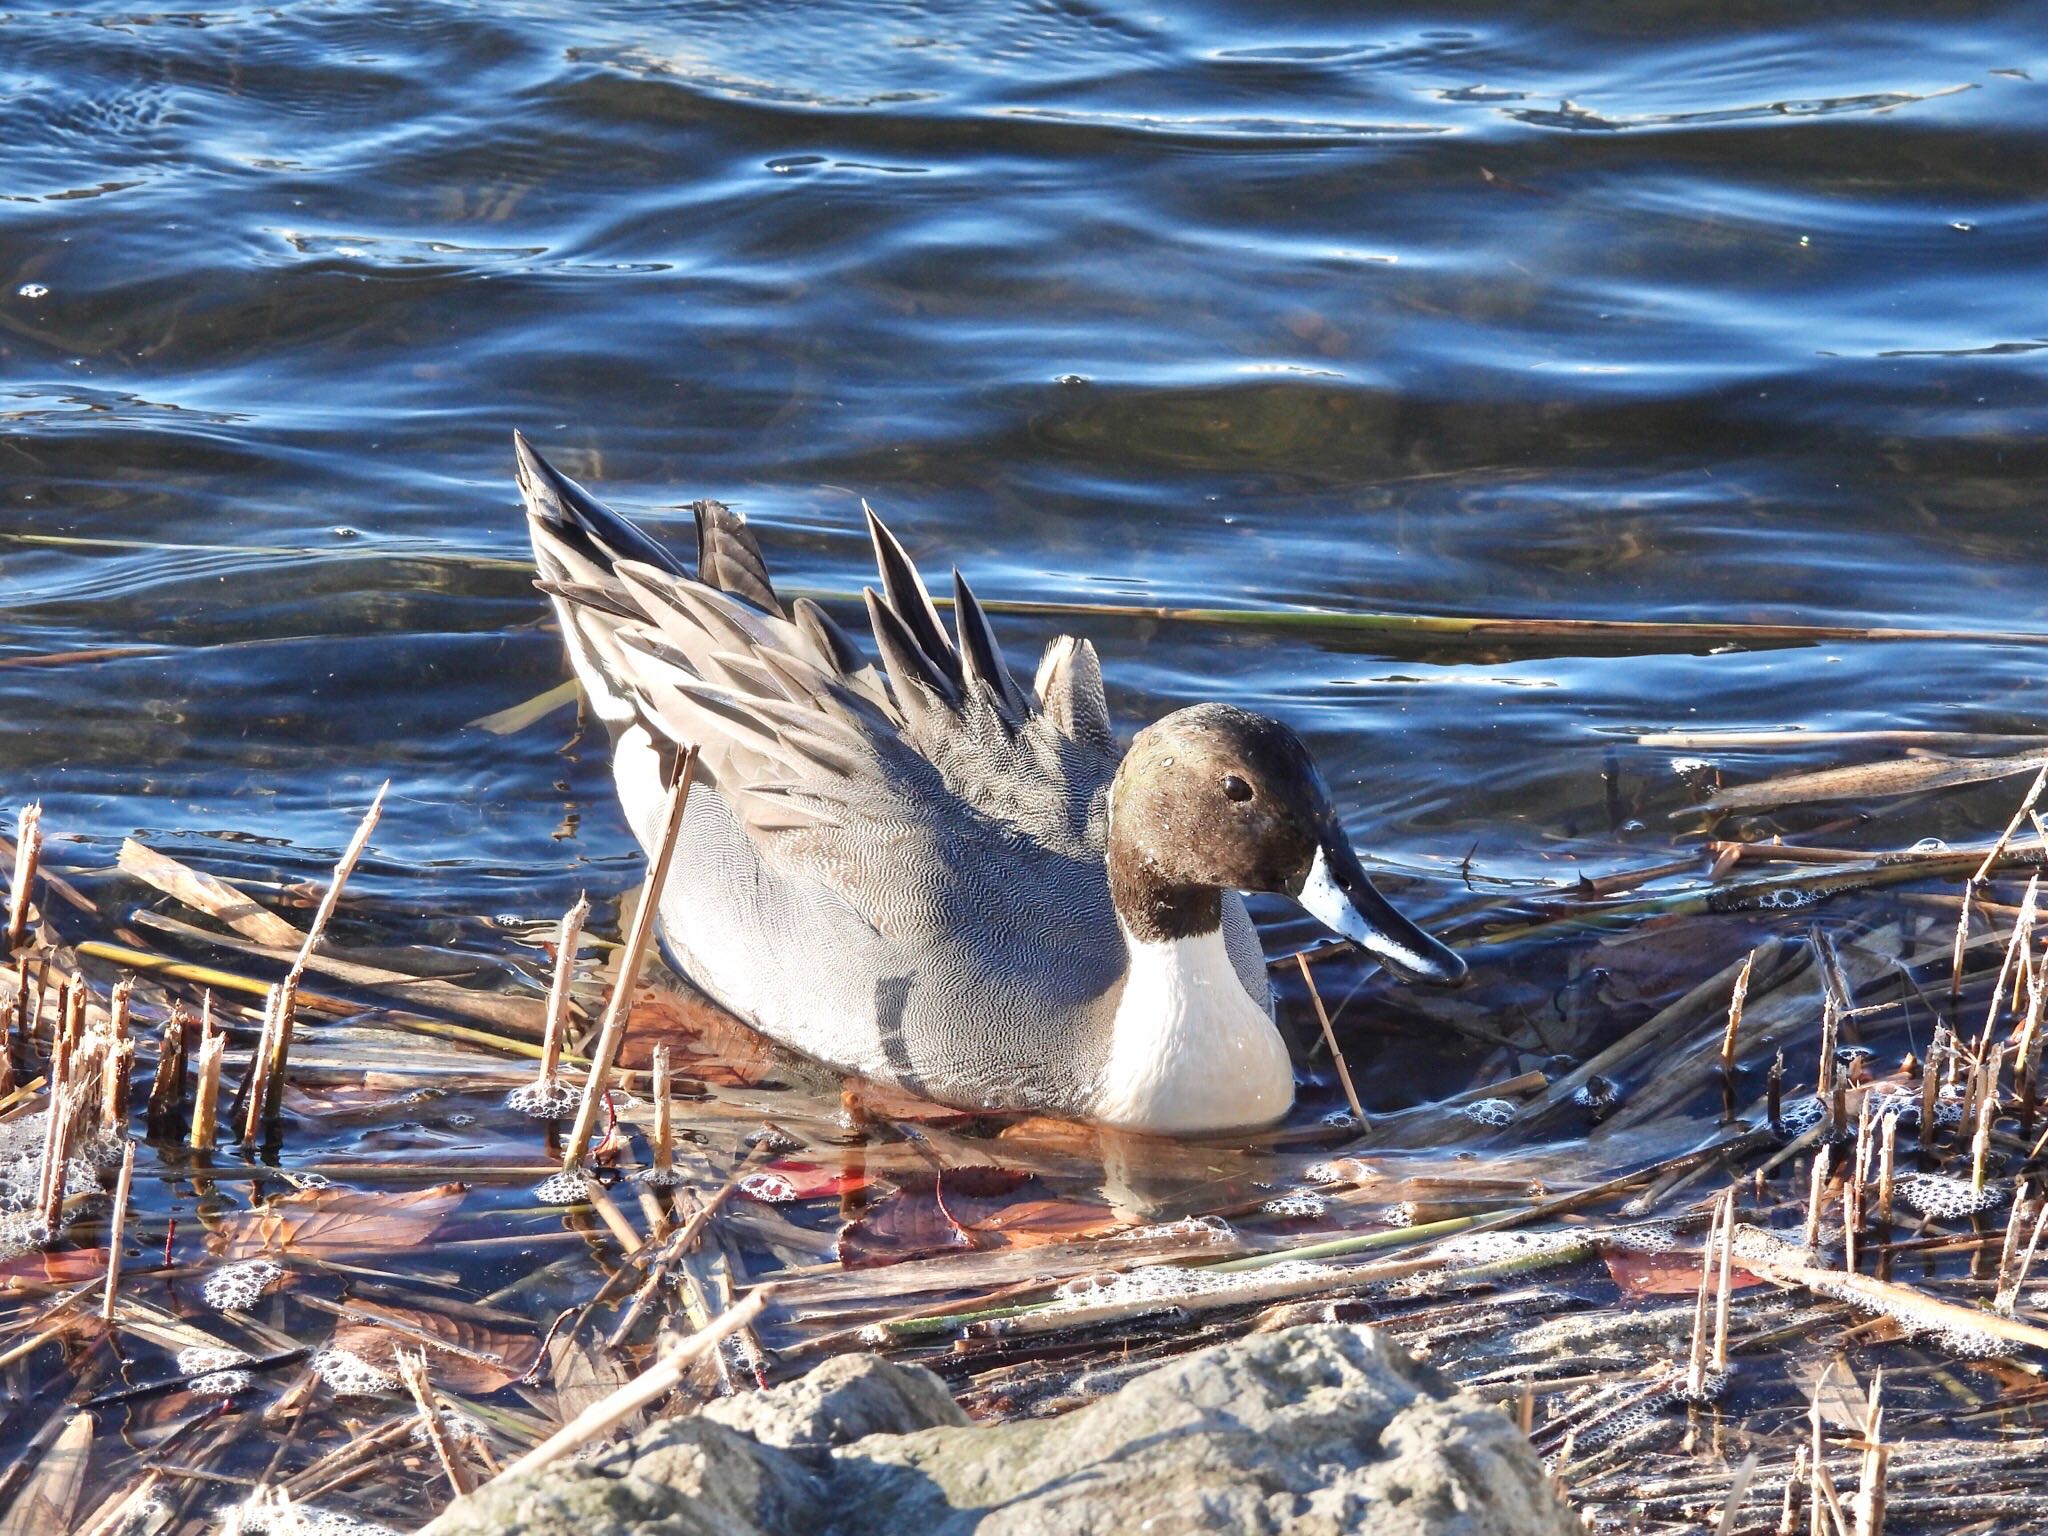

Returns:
429,1324,1577,1536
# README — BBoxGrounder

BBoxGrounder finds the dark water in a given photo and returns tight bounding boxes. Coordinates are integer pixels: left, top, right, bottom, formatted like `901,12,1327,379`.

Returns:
7,0,2048,913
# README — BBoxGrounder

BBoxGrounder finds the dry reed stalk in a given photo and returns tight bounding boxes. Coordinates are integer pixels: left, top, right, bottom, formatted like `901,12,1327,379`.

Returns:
1875,1113,1897,1278
37,1086,81,1233
240,985,281,1146
1819,999,1841,1133
1804,1145,1831,1253
650,1042,673,1180
1722,950,1755,1073
533,894,588,1091
1852,1372,1887,1536
2000,1197,2048,1315
1296,952,1364,1127
564,748,696,1168
144,1005,187,1136
395,1349,473,1498
6,804,41,952
427,1285,769,1514
1712,1189,1736,1373
188,1002,225,1151
1971,1050,2001,1192
260,785,387,1129
1783,1444,1807,1535
100,1037,133,1130
99,1140,134,1323
1686,1193,1727,1398
1953,764,2048,1003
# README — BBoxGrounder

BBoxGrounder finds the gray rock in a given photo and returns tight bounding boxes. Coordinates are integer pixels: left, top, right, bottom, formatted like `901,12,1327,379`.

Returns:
429,1325,1577,1536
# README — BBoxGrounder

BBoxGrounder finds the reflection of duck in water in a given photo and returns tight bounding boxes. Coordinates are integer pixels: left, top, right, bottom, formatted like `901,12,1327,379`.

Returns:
516,433,1463,1136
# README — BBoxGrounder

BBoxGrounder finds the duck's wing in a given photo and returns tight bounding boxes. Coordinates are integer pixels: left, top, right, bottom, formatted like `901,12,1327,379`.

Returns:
516,434,1122,946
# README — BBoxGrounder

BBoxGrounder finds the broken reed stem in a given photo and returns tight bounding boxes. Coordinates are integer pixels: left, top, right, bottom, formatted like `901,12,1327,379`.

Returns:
1955,763,2048,1003
1804,1144,1831,1253
1921,1025,1951,1142
2001,1197,2048,1315
1296,951,1366,1128
437,1284,770,1508
144,1004,187,1136
396,1349,473,1498
535,893,590,1089
6,803,41,952
1972,1049,2001,1192
241,984,282,1146
189,998,224,1151
1687,1192,1726,1398
564,747,697,1169
261,784,388,1130
99,1140,134,1323
1712,1190,1736,1373
650,1042,673,1179
1722,950,1755,1074
1852,1369,1888,1536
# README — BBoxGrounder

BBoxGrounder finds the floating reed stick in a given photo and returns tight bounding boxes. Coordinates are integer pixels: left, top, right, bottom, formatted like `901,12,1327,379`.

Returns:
6,804,41,952
564,747,696,1169
1296,951,1365,1128
99,1140,134,1323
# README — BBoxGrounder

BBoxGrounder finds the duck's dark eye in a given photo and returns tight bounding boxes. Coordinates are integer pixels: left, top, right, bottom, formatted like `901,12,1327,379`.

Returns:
1222,773,1254,803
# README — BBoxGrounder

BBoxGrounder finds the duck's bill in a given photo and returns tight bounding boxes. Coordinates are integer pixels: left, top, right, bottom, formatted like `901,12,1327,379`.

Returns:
1296,839,1467,985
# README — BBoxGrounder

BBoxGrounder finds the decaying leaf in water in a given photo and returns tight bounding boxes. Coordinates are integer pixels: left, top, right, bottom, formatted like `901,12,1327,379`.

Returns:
225,1183,465,1259
755,1159,870,1201
621,983,788,1086
1602,1244,1764,1298
838,1167,1114,1269
0,1247,108,1292
328,1301,538,1394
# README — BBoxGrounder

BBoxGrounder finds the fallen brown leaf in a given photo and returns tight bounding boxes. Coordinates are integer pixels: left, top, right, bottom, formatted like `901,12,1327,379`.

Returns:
225,1183,466,1260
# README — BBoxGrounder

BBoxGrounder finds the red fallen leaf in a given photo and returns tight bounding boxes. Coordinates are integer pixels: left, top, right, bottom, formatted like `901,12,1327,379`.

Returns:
328,1302,540,1394
0,1247,107,1290
620,983,787,1086
1604,1246,1766,1298
837,1167,1114,1269
223,1183,466,1260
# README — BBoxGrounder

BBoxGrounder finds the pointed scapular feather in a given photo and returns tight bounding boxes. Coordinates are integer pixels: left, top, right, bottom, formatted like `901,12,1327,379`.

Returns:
951,568,1032,723
864,586,960,729
791,596,863,677
864,500,959,687
692,498,783,617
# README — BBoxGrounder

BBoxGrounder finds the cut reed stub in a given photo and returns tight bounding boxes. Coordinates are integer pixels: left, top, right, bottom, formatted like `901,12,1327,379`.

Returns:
508,894,589,1121
6,803,42,953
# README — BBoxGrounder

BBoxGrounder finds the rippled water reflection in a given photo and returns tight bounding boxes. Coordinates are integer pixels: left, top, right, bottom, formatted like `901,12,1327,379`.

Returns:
4,0,2047,1051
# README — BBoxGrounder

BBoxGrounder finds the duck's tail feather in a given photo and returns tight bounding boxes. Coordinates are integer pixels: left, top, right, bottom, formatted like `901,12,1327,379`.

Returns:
514,431,688,578
692,498,784,617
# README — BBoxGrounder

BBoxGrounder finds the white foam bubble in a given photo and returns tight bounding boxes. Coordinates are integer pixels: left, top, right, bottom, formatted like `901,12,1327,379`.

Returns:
218,1487,399,1536
201,1260,284,1312
739,1172,798,1204
309,1346,397,1397
1461,1097,1517,1127
1895,1174,2005,1219
533,1170,589,1205
505,1079,581,1118
1259,1192,1327,1219
1119,1215,1233,1244
177,1345,253,1397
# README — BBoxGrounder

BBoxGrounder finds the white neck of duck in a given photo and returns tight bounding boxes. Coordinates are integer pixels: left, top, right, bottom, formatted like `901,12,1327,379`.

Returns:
1091,919,1296,1135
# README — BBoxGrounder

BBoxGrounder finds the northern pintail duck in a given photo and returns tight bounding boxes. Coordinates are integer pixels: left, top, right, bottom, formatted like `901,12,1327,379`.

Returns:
515,433,1465,1135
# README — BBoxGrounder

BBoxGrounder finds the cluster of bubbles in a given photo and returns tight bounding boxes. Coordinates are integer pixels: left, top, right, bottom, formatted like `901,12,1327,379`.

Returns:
309,1346,399,1396
738,1171,800,1204
219,1489,398,1536
505,1079,581,1119
410,1404,489,1449
1301,1158,1376,1186
1430,1230,1586,1266
1600,1222,1683,1253
1118,1215,1233,1244
1258,1192,1328,1219
176,1344,254,1397
1052,1258,1325,1310
1894,1173,2006,1219
200,1260,285,1312
532,1170,590,1205
1460,1098,1517,1127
